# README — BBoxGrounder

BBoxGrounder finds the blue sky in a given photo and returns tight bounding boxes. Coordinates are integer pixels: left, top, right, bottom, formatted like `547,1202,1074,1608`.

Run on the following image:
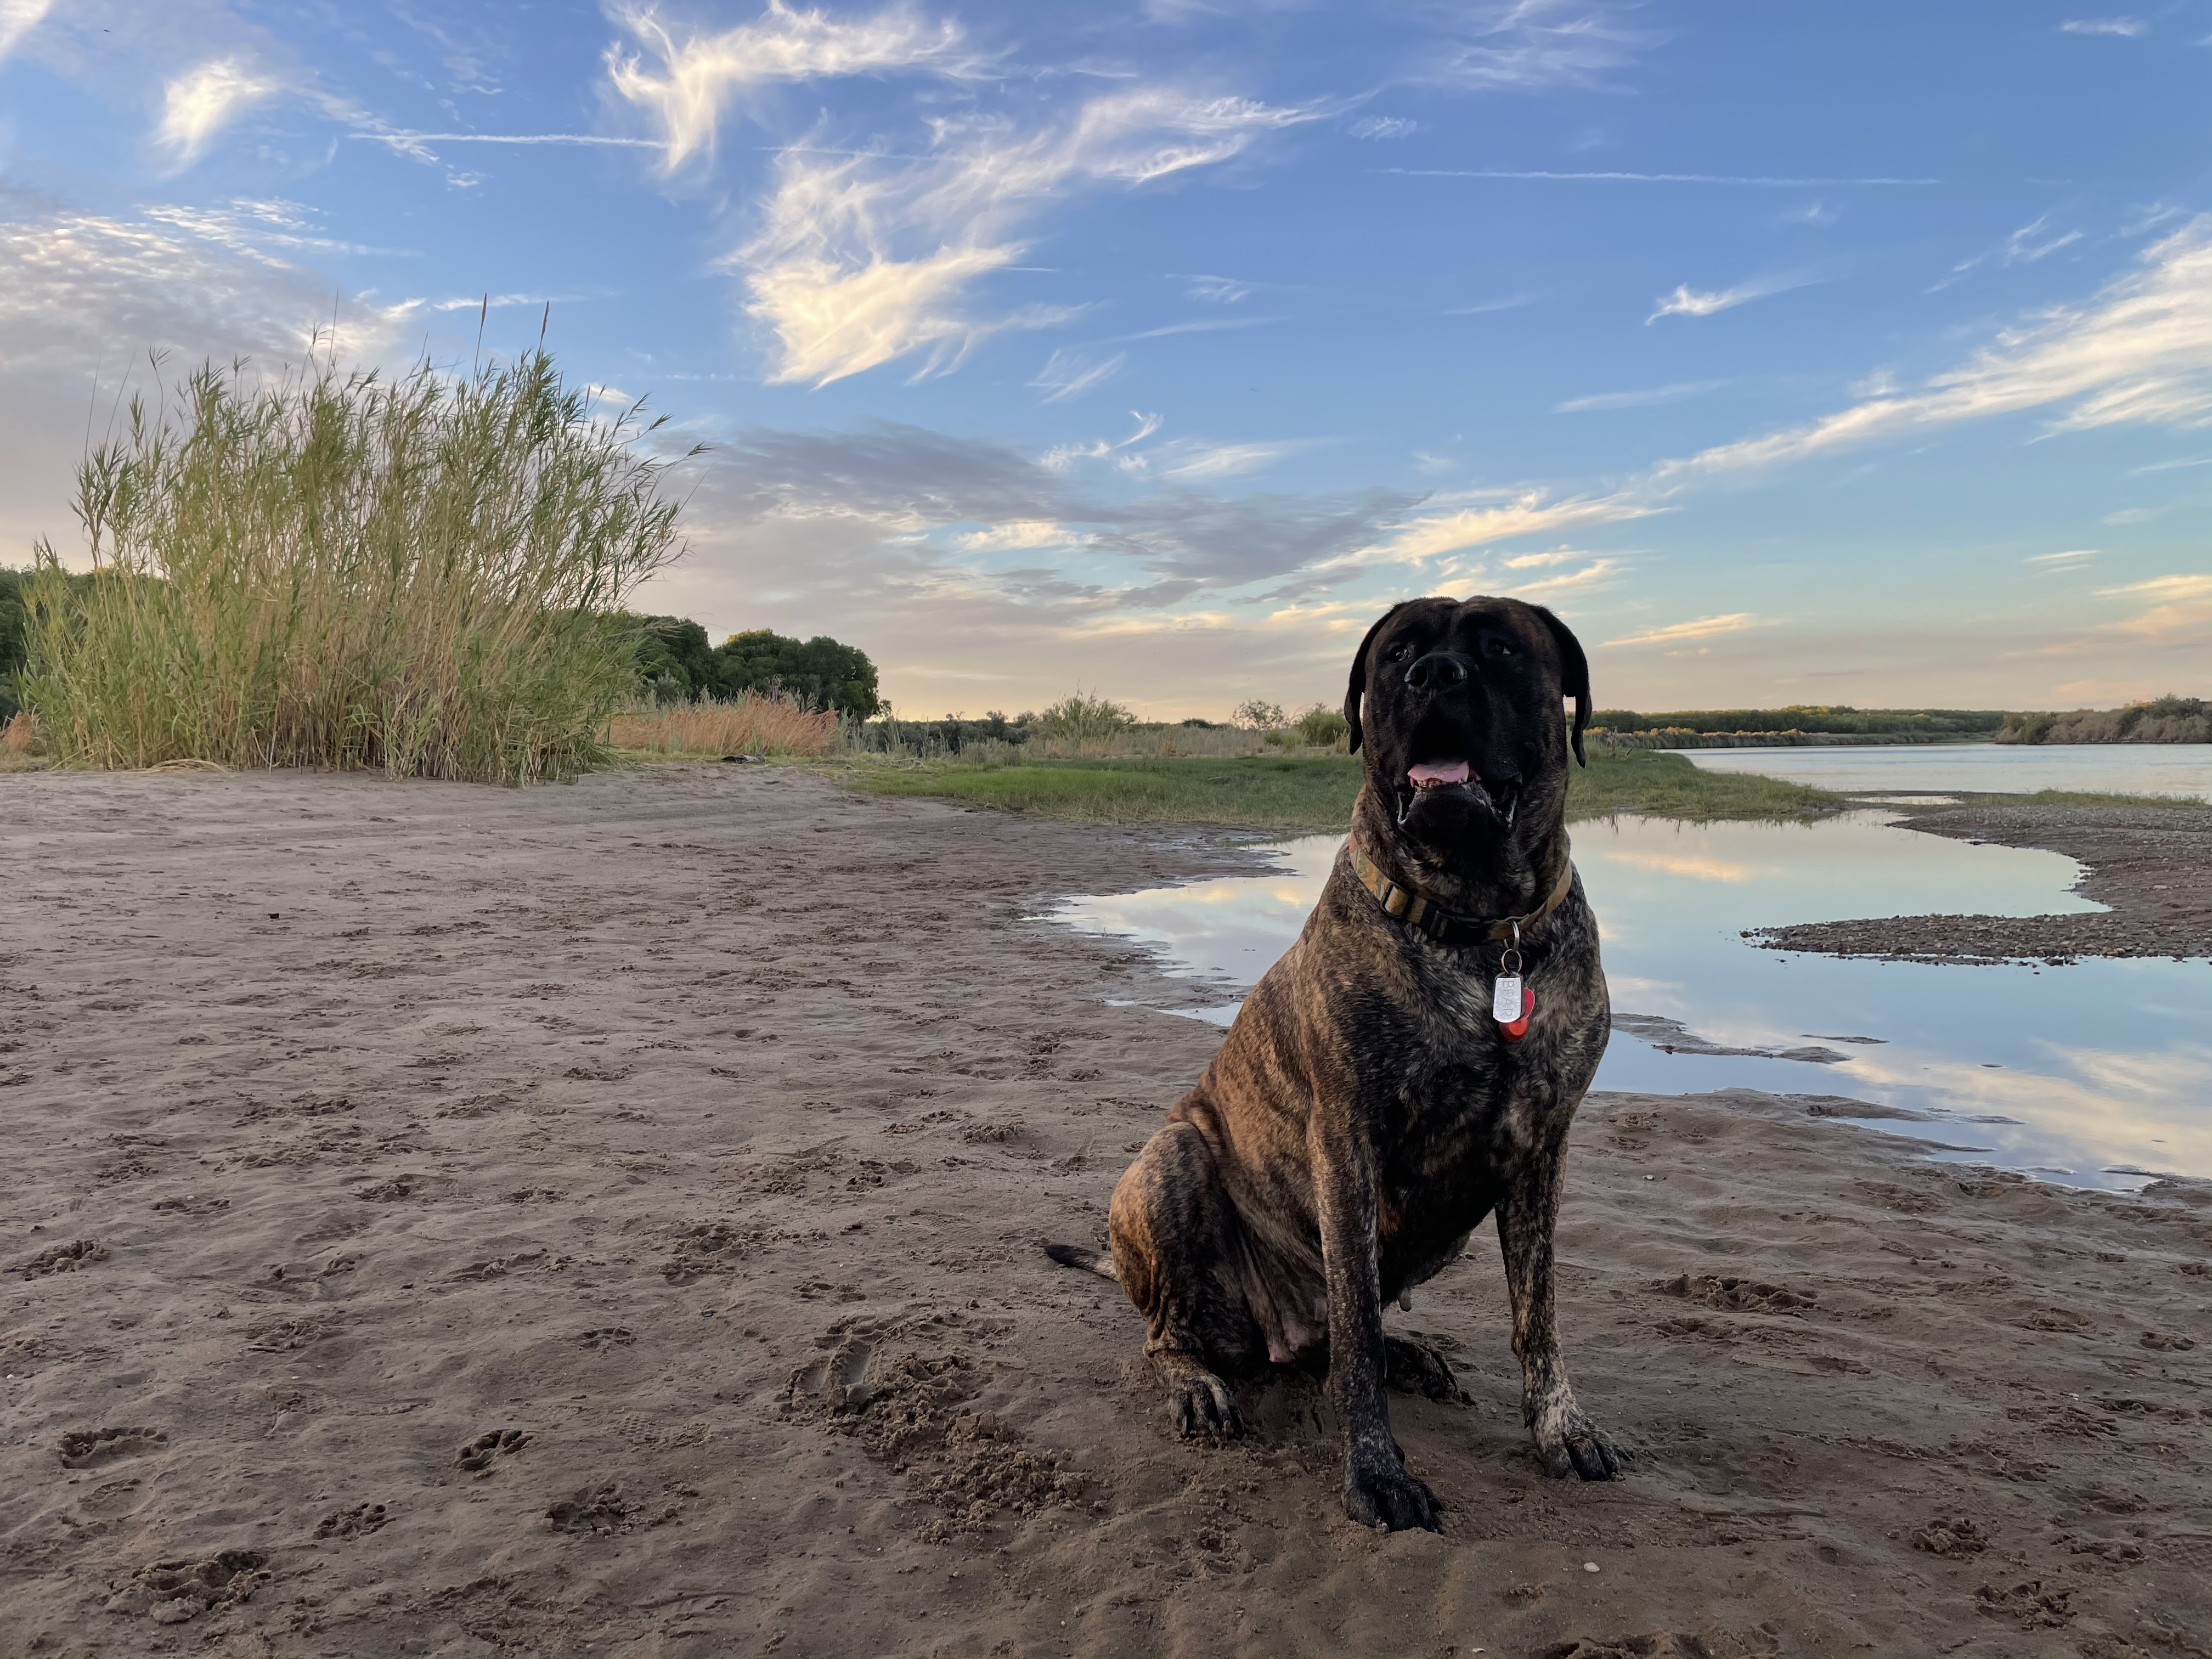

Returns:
1,1,2208,718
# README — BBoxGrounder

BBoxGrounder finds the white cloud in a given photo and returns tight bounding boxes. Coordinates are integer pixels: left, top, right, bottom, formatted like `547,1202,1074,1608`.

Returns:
1498,556,1624,599
1647,272,1815,324
1445,293,1531,315
157,57,280,166
1932,215,2084,290
1363,487,1660,565
732,89,1312,385
0,0,52,60
1157,442,1290,481
2094,573,2212,639
1182,273,1253,303
1348,115,1418,139
1504,548,1587,568
2059,16,2146,36
604,1,967,172
2025,549,2097,566
1419,1,1658,92
2129,454,2211,473
1031,347,1125,403
1661,218,2212,478
953,519,1083,552
1604,613,1764,647
1555,379,1726,412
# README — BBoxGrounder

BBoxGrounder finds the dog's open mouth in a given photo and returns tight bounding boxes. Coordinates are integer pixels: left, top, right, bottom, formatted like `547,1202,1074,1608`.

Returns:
1398,759,1520,827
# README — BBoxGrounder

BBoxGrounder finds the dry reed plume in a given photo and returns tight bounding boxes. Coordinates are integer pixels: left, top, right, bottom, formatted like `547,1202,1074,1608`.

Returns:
20,349,692,784
609,696,837,757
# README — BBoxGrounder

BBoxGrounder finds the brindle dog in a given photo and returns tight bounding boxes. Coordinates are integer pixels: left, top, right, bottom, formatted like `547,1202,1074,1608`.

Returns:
1046,594,1625,1531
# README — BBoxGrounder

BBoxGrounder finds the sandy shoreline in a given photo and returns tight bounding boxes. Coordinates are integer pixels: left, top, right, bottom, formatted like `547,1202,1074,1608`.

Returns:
3,764,2208,1658
1753,798,2212,964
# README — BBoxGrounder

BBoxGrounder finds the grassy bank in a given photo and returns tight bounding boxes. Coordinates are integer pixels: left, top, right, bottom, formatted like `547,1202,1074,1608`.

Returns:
19,351,688,785
819,746,1842,831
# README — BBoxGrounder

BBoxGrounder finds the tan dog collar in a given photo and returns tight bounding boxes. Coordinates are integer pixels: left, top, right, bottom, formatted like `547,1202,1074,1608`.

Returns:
1348,836,1575,949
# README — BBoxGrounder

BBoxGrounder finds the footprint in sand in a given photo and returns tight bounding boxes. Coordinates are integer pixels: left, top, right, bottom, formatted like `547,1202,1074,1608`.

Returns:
1911,1516,1989,1558
456,1428,532,1471
313,1503,390,1540
1657,1274,1818,1314
58,1426,169,1469
14,1238,108,1278
80,1477,148,1519
576,1327,636,1349
546,1483,640,1535
103,1550,269,1626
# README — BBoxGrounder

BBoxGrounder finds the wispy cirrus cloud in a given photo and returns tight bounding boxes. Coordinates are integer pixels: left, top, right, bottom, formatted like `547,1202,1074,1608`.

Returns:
0,0,53,60
156,57,281,166
1661,217,2212,479
603,1,969,172
2025,548,2097,566
2059,16,2146,36
1384,168,1938,187
1555,379,1727,412
721,88,1314,385
1931,214,2083,290
1415,0,1660,93
1605,613,1764,647
1031,347,1125,403
1647,272,1818,324
2094,573,2212,639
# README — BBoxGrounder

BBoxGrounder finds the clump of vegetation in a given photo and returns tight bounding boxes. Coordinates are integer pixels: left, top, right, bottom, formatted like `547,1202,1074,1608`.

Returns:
1028,691,1138,742
18,351,691,783
1998,695,2210,745
607,694,838,758
1265,702,1348,752
712,628,879,717
1231,698,1285,731
1590,705,2007,738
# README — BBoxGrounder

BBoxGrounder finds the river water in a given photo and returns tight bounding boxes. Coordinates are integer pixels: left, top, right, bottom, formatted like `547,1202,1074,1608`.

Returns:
1671,741,2212,799
1054,811,2210,1191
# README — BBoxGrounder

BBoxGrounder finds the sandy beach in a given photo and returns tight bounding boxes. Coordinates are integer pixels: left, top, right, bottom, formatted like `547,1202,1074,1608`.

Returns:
3,764,2208,1659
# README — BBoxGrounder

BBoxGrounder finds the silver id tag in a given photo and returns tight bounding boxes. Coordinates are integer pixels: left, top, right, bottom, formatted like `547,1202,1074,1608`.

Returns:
1491,975,1523,1023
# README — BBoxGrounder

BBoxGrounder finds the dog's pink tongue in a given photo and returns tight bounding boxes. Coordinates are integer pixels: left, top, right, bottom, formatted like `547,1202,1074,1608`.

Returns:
1408,759,1471,788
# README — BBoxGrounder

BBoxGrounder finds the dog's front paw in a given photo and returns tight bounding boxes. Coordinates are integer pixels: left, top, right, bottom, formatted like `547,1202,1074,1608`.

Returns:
1164,1370,1243,1439
1384,1335,1466,1402
1531,1402,1627,1481
1344,1462,1442,1532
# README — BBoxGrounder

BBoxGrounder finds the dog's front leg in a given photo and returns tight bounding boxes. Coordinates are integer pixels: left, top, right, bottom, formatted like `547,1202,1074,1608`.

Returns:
1313,1124,1441,1531
1498,1149,1626,1481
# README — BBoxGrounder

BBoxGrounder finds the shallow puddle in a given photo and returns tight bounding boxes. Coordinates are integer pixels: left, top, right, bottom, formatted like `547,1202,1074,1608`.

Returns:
1055,812,2212,1190
1672,741,2212,798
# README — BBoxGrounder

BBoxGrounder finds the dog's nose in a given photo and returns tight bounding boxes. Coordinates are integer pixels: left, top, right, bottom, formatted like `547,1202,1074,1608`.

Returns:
1406,652,1469,692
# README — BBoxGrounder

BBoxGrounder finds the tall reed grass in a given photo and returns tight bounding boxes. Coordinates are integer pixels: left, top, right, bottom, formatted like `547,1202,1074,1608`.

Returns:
20,349,692,783
608,695,837,757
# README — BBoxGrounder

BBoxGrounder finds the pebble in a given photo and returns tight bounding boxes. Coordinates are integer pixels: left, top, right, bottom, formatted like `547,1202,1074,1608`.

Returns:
1583,1561,1601,1573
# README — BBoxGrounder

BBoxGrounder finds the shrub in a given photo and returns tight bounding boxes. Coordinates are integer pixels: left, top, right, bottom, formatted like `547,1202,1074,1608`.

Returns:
1997,696,2210,744
1232,698,1285,731
1295,703,1350,749
631,614,718,702
1030,690,1137,741
20,350,691,783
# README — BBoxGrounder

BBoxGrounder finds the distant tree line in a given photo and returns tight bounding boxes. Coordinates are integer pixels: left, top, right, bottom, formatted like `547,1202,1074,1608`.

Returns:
1999,696,2210,744
1590,705,2009,737
629,616,881,718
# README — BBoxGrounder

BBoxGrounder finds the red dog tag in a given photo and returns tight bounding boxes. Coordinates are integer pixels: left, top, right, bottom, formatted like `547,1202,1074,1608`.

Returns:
1498,985,1534,1042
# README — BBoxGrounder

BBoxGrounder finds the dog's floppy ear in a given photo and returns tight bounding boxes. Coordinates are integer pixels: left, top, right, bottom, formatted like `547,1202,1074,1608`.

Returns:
1529,605,1592,767
1342,601,1413,755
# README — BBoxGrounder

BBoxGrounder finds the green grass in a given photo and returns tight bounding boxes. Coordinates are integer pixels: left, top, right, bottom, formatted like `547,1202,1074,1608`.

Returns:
817,745,1845,831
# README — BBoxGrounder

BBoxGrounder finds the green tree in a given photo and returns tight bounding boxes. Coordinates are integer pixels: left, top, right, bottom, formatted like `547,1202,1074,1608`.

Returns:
631,614,716,702
712,628,881,718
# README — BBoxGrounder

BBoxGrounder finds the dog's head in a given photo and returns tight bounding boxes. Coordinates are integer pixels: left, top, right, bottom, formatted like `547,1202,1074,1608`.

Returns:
1343,595,1590,859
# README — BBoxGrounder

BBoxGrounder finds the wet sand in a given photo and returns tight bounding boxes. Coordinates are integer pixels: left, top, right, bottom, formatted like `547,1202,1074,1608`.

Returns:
2,765,2208,1659
1754,799,2212,963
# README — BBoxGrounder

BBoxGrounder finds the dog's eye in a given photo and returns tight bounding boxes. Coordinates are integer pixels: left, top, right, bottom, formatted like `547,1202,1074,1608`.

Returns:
1486,637,1516,657
1387,643,1412,663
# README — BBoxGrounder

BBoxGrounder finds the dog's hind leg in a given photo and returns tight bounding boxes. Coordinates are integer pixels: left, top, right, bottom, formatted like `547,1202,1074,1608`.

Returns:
1498,1150,1627,1481
1107,1121,1267,1438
